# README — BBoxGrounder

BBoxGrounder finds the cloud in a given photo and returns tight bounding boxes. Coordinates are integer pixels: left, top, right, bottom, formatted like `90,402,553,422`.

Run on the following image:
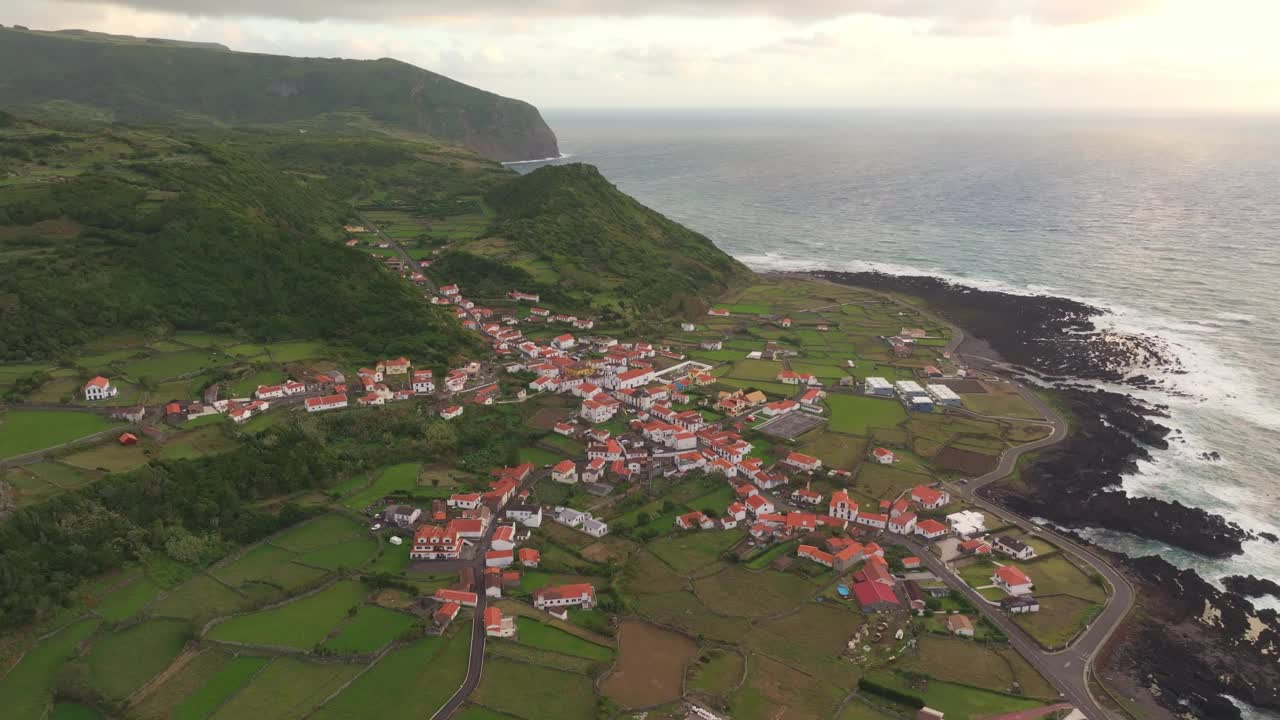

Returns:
32,0,1162,26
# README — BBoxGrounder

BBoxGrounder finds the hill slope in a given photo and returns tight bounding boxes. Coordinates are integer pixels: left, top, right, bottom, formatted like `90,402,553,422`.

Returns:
0,114,479,363
0,27,558,162
435,164,752,322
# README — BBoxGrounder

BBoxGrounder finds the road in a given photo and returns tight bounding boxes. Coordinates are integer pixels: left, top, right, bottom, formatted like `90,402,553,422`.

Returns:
429,468,547,720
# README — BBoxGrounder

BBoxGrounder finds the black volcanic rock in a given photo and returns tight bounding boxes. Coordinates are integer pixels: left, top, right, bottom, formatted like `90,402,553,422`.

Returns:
1108,557,1280,718
1223,575,1280,601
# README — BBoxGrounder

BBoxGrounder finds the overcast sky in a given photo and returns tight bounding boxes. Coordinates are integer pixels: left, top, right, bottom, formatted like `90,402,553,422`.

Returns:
9,0,1280,112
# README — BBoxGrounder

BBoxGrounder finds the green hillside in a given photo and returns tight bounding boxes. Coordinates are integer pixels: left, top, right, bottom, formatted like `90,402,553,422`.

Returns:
0,27,558,162
0,114,479,363
437,163,752,321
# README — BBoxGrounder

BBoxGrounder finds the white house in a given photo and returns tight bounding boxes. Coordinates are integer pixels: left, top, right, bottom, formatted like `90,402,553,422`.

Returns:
864,377,894,397
993,535,1037,560
872,447,895,464
946,510,986,538
505,504,543,528
533,583,596,611
412,370,435,394
440,405,464,420
993,565,1035,596
855,512,889,530
82,376,119,401
551,460,578,484
888,512,917,535
551,333,576,350
582,516,609,538
305,394,348,413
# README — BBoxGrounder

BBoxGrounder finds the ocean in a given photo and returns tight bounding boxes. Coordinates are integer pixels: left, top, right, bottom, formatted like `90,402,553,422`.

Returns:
516,109,1280,603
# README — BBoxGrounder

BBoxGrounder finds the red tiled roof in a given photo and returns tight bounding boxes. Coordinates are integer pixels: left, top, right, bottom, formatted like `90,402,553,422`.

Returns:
852,580,898,607
995,565,1032,586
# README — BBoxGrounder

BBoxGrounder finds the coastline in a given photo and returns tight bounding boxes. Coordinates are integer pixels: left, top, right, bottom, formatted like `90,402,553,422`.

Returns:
774,268,1280,719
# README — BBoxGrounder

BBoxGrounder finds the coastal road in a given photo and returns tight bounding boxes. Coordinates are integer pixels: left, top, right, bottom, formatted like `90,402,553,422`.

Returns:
935,368,1135,719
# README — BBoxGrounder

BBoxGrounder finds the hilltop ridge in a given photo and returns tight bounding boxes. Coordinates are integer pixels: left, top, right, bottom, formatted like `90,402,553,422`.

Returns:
0,27,558,162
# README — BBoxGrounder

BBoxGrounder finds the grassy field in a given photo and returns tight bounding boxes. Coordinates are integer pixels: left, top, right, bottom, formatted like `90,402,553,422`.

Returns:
230,369,288,398
897,636,1057,698
688,648,745,695
0,619,99,720
1013,595,1104,649
210,657,361,720
865,671,1048,718
516,617,614,661
1013,555,1107,603
86,619,189,699
119,350,231,381
322,606,416,654
472,657,597,720
207,580,367,649
0,411,118,458
171,655,269,720
94,575,162,622
825,395,907,435
271,514,366,553
213,544,325,591
341,463,421,511
797,429,869,469
961,391,1044,419
516,446,563,467
311,631,472,720
296,538,379,570
62,440,152,472
647,529,744,574
730,652,846,720
692,567,818,618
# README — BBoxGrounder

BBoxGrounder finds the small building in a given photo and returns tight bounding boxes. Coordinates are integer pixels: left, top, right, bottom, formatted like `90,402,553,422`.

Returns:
117,432,138,446
872,447,895,464
434,602,461,627
382,504,421,527
992,565,1034,596
533,583,596,611
946,510,986,538
993,535,1036,560
440,405,464,420
946,614,975,637
1002,596,1041,614
915,519,948,540
863,377,893,397
681,322,697,332
82,376,119,401
926,383,962,407
910,484,950,510
782,452,822,472
519,548,541,568
485,607,516,638
305,394,348,413
901,556,921,570
551,460,578,484
852,580,899,612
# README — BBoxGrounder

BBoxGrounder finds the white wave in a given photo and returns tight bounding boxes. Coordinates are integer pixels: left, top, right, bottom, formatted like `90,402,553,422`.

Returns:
501,152,574,166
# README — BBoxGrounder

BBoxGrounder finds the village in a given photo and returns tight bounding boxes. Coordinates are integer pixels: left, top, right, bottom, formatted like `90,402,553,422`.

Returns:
6,263,1107,720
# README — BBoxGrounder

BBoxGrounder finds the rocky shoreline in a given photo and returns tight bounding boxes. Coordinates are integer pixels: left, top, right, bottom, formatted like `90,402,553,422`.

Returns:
804,270,1276,718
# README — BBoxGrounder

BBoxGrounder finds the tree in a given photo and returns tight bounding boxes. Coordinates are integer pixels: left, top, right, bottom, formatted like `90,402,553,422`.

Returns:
635,511,651,526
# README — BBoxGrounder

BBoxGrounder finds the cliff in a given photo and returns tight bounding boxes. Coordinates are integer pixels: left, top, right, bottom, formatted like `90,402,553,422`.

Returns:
0,27,559,162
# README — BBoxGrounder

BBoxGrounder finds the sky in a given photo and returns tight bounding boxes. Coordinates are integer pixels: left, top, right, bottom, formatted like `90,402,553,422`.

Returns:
8,0,1280,112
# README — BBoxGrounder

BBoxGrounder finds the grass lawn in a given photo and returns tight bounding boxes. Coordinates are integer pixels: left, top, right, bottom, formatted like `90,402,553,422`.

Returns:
150,574,264,620
272,514,366,553
516,617,614,661
172,655,269,720
157,426,237,461
210,657,360,720
62,441,152,472
1013,595,1104,649
692,567,817,618
119,351,231,381
207,580,367,649
798,429,869,470
213,545,327,592
472,657,597,720
689,648,744,695
648,530,744,574
960,392,1044,420
866,671,1048,718
0,411,118,458
1013,555,1107,603
296,538,379,570
540,433,585,457
261,341,327,363
311,631,471,720
0,619,99,720
825,395,907,436
730,652,846,720
322,606,416,654
957,560,999,591
95,576,162,622
50,704,100,720
897,635,1056,698
86,619,189,699
743,539,799,570
516,446,563,467
341,463,422,511
726,359,786,382
229,369,288,398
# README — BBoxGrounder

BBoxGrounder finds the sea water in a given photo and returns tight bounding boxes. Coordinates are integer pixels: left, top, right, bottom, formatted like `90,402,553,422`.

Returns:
518,109,1280,603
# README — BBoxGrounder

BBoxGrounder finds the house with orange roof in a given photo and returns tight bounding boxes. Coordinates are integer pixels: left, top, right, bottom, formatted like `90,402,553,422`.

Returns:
378,357,412,375
551,459,578,484
915,518,948,540
433,588,477,607
783,452,822,472
440,405,464,420
872,447,895,464
485,549,514,568
829,490,858,521
762,399,800,417
676,511,712,530
902,557,922,570
855,511,889,530
799,387,826,405
793,488,823,505
82,376,118,401
992,565,1034,595
533,583,596,611
434,602,461,626
797,544,834,568
745,495,774,516
888,512,918,535
305,394,348,413
519,548,541,567
412,525,462,560
485,606,516,637
412,370,435,394
911,484,950,509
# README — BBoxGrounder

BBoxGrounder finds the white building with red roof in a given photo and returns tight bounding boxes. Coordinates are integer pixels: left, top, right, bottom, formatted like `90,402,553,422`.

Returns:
412,370,435,394
783,452,822,471
829,490,858,521
551,460,578,484
413,526,462,560
745,494,774,516
533,583,596,611
439,284,460,296
915,518,949,540
911,484,950,509
305,394,348,413
855,511,889,529
872,447,895,464
433,588,477,607
888,512,918,535
378,357,411,375
551,333,577,350
440,405,464,420
762,399,799,417
82,376,118,401
992,565,1034,595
